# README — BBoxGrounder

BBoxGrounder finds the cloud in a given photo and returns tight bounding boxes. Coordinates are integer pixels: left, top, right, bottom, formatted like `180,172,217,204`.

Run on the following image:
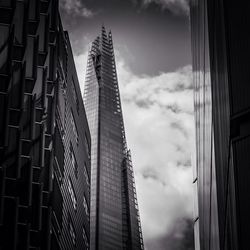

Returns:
73,48,195,249
116,55,193,115
140,0,189,15
146,218,194,250
60,0,94,18
114,53,195,249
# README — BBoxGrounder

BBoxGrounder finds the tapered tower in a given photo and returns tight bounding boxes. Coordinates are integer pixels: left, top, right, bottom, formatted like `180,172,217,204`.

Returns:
83,26,143,250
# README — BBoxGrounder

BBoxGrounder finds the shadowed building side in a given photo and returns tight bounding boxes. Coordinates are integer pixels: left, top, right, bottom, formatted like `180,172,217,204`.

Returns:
0,1,90,249
190,0,250,249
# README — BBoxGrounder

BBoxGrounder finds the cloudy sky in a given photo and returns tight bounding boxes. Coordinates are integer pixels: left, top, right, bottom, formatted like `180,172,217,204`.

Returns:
60,0,194,249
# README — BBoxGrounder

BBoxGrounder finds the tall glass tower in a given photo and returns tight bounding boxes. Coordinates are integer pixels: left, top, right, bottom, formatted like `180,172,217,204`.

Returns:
83,27,144,250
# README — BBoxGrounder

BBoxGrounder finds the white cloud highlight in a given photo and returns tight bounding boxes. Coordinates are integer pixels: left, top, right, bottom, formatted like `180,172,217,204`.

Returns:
60,0,94,18
114,52,194,248
141,0,189,15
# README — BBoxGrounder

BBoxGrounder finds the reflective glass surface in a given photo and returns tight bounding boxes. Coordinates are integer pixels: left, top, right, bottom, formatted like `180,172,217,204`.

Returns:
190,1,220,249
84,27,143,250
191,1,250,249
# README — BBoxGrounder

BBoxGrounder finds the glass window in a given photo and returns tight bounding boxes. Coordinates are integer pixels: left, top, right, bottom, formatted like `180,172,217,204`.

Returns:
83,195,89,216
13,1,24,45
45,95,53,134
193,180,199,220
70,110,79,144
83,226,89,249
84,133,90,157
47,46,55,80
0,25,9,73
28,0,37,20
25,36,35,78
71,78,79,113
70,143,78,178
194,219,200,250
68,177,77,210
33,67,44,103
68,216,76,246
10,62,22,108
22,94,32,139
57,73,66,127
84,162,90,186
38,14,47,52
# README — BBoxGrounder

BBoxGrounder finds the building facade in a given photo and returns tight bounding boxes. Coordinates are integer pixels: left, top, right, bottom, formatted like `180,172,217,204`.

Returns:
190,1,250,249
84,27,144,250
0,0,90,249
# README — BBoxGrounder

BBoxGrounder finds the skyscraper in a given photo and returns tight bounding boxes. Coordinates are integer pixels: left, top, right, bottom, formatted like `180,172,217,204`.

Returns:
84,27,144,250
0,1,90,249
190,1,250,249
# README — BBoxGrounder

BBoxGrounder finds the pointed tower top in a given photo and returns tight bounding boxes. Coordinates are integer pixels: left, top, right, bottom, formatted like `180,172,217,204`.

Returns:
101,24,106,32
101,24,108,39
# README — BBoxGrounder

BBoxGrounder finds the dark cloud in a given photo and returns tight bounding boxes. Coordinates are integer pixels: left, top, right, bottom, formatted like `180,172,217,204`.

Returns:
142,168,159,181
135,99,155,109
163,81,193,92
145,218,194,250
60,0,95,18
165,103,182,113
142,168,167,186
138,0,190,16
60,0,191,76
177,158,192,168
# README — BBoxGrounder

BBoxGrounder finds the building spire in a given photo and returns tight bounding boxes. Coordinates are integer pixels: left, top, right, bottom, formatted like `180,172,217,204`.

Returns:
101,24,107,37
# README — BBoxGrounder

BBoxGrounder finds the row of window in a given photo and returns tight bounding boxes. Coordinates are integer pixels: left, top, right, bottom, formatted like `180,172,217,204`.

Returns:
70,110,79,144
68,177,77,210
69,143,78,178
70,109,91,158
68,176,89,216
71,78,79,113
68,214,89,249
69,141,90,184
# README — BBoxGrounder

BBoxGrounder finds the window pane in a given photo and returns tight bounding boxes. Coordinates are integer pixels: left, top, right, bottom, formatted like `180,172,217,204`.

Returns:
22,95,32,139
70,111,78,144
68,177,77,210
25,36,35,78
38,15,47,52
70,143,78,178
33,67,44,104
13,1,24,45
0,25,9,73
28,0,37,20
83,195,89,216
10,62,22,109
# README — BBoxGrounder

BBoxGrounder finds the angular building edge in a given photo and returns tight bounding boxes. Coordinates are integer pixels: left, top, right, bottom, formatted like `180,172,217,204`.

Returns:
0,1,90,249
190,1,250,250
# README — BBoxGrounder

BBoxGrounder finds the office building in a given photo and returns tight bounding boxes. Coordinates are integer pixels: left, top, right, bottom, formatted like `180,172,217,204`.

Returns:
83,26,144,250
190,1,250,249
0,0,90,249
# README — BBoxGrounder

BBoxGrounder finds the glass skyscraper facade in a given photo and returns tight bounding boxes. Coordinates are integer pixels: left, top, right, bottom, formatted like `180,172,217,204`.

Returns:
190,1,219,249
0,1,90,249
190,1,250,249
84,27,143,250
